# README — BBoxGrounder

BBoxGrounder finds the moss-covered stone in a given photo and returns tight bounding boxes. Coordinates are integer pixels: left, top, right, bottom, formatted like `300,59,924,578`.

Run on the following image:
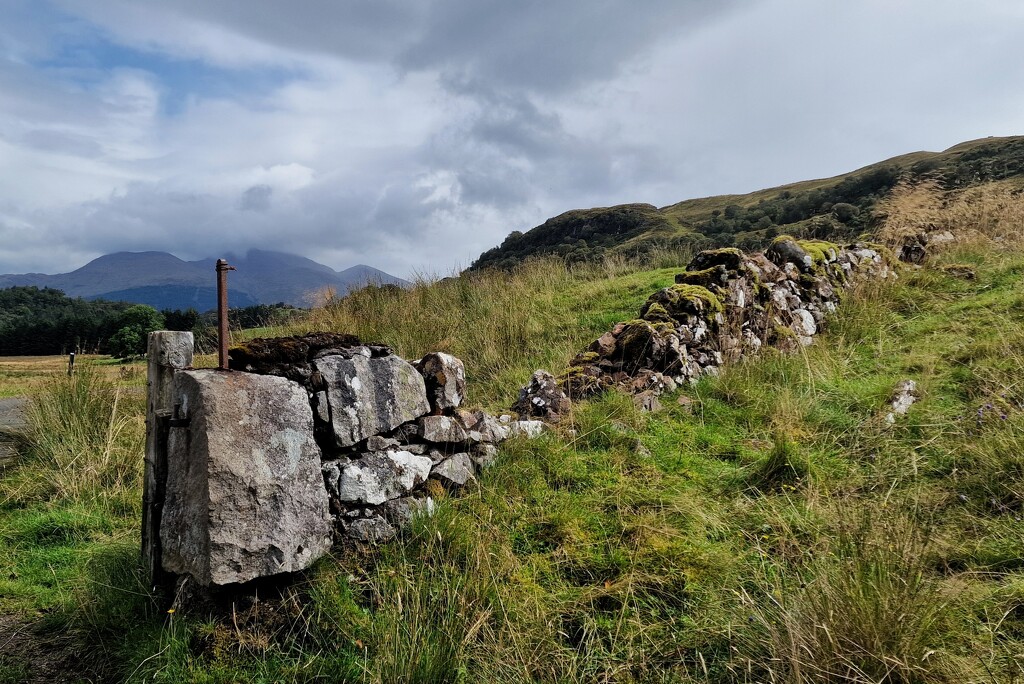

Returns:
686,248,744,272
616,319,659,361
766,235,813,273
641,302,675,324
229,332,364,372
571,350,600,365
559,365,606,398
640,284,723,321
796,239,839,267
675,265,728,289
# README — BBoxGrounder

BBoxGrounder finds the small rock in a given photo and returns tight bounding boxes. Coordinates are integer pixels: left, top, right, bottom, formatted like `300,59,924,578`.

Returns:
471,443,499,470
456,409,509,442
336,451,432,505
590,332,617,357
366,435,400,452
889,379,918,417
419,415,469,443
512,370,572,423
414,352,467,413
431,453,476,488
633,391,662,412
381,496,436,528
509,420,546,438
346,516,396,543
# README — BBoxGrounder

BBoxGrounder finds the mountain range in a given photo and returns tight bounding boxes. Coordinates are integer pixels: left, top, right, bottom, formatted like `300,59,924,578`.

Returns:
0,250,407,311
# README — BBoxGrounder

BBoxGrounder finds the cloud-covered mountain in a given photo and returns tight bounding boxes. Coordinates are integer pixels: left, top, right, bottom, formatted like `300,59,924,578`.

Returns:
0,250,407,311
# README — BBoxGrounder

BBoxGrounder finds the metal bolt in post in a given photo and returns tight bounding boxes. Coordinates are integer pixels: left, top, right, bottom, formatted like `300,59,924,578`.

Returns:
216,259,236,370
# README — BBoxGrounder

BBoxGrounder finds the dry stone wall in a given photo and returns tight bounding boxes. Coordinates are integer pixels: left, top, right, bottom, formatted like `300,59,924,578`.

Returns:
514,238,895,420
148,238,894,591
150,332,544,588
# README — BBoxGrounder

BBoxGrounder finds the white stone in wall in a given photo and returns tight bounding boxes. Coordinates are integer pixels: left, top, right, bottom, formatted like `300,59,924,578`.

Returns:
336,450,432,505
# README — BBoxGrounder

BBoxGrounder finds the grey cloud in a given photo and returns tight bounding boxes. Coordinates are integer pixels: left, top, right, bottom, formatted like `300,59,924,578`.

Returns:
21,129,104,158
67,0,741,94
239,184,273,212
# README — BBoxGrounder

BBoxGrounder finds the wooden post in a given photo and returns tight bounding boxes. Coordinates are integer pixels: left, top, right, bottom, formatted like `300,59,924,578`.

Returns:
143,331,193,591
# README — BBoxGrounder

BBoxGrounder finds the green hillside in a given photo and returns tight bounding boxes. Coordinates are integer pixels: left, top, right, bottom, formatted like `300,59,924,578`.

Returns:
471,135,1024,270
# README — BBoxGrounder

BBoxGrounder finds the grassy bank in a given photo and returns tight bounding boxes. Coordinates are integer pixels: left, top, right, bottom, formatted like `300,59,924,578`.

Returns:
3,232,1024,681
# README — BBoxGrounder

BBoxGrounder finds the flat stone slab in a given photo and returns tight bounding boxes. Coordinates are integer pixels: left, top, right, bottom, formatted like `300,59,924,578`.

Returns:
315,352,430,447
161,370,332,586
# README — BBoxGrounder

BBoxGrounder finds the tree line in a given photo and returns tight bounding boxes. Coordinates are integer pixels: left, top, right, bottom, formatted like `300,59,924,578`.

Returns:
0,287,301,357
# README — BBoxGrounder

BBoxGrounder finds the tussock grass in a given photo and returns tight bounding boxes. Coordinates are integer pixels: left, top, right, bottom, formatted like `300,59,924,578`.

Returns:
877,179,1024,248
9,366,144,509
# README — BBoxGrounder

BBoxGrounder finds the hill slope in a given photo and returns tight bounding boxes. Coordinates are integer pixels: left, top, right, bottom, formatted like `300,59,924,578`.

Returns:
0,249,408,310
471,135,1024,269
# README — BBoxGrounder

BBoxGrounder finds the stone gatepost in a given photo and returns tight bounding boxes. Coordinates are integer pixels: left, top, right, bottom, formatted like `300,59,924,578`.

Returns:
143,331,194,591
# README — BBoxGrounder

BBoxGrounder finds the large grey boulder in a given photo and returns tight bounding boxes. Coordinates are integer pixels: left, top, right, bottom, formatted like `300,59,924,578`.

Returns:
315,351,430,447
335,450,432,505
161,370,332,586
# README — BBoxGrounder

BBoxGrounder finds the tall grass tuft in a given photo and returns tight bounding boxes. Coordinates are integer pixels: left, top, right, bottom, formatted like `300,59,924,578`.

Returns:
877,179,1024,248
736,510,967,683
21,365,143,508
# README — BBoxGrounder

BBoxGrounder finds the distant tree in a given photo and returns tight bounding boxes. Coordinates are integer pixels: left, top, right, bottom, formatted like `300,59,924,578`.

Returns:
162,308,200,332
831,202,860,223
109,305,164,358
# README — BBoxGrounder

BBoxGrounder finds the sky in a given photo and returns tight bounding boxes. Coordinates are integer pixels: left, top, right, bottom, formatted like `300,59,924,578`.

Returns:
1,1,1022,278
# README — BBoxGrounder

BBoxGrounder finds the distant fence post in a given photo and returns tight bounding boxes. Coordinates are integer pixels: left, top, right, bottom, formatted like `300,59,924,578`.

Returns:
67,352,75,376
143,331,194,591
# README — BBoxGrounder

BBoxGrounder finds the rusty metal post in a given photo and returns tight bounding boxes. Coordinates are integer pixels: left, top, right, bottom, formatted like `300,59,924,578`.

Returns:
216,259,235,370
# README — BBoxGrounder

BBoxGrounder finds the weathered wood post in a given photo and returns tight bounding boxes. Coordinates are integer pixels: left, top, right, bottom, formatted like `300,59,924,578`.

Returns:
143,330,194,590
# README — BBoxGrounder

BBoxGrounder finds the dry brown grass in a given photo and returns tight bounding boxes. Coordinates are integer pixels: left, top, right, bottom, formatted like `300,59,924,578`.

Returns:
0,355,144,399
876,180,1024,248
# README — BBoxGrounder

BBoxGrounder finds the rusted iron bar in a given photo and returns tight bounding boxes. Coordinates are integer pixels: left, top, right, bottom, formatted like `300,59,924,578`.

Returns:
216,259,236,370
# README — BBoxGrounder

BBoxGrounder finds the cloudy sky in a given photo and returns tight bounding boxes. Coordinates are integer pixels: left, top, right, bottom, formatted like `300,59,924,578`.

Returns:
1,1,1022,277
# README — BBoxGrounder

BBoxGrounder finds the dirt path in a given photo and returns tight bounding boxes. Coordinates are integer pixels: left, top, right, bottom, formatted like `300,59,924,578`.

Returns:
0,614,87,684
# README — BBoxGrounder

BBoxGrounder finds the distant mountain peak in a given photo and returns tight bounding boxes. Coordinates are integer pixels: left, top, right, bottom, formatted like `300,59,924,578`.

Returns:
0,250,408,311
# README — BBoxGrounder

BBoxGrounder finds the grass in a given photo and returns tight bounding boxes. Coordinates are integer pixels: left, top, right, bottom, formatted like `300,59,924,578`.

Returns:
3,193,1024,680
289,256,684,409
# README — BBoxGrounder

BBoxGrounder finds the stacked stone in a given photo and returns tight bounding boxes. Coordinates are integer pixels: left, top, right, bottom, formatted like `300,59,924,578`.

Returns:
517,239,894,420
160,334,544,588
228,336,544,545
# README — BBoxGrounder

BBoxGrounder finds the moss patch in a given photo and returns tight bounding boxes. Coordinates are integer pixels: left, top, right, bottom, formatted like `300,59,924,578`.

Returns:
686,248,744,272
641,284,723,320
675,265,728,289
797,239,840,267
641,302,675,324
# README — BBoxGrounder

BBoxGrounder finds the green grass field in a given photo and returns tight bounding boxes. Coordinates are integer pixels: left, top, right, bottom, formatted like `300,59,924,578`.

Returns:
2,232,1024,681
